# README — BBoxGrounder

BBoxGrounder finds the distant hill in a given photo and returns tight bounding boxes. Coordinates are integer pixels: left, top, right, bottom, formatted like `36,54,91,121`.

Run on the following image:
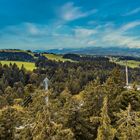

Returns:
41,47,140,57
63,53,109,61
0,49,74,62
0,50,35,62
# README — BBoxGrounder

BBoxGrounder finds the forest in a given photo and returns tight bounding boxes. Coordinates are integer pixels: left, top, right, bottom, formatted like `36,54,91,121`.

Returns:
0,53,140,140
0,50,35,62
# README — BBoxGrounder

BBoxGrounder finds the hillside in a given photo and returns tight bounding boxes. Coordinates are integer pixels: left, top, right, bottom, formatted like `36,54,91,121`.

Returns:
0,50,35,62
1,49,140,69
109,56,140,68
0,61,36,71
0,49,74,62
43,53,73,62
1,54,140,139
0,50,74,71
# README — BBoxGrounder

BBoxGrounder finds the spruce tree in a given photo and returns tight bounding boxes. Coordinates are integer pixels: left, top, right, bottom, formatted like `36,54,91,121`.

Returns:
115,104,140,140
32,106,75,140
90,97,116,140
0,106,26,140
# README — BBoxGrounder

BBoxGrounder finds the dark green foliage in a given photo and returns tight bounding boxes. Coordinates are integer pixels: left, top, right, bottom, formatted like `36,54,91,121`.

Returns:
90,97,116,140
0,51,34,62
1,55,140,139
115,90,140,111
0,106,26,140
114,104,140,139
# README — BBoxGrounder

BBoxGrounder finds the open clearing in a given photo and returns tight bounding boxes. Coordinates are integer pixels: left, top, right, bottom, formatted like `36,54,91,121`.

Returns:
116,60,140,68
0,61,36,71
43,53,73,62
110,57,140,68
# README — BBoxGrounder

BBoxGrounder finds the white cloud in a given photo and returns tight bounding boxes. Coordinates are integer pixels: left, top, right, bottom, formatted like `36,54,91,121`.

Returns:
74,28,97,38
87,40,96,46
25,23,43,35
0,22,48,38
100,21,140,48
119,21,140,32
59,2,97,21
0,21,140,50
123,7,140,16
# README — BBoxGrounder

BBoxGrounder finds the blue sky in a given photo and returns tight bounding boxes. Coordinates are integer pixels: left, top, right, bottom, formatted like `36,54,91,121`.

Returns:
0,0,140,50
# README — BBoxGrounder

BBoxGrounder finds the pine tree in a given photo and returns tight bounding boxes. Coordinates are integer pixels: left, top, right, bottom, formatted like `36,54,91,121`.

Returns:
32,106,75,140
15,126,33,140
110,67,123,86
115,90,140,111
105,67,124,96
4,86,15,105
0,106,26,140
90,97,116,140
115,104,140,140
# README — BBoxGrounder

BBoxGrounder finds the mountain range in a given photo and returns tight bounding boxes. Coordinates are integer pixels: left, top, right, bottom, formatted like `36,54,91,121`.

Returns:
34,47,140,57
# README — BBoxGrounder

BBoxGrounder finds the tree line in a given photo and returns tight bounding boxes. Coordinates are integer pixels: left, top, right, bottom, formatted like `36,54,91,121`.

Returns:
0,57,140,139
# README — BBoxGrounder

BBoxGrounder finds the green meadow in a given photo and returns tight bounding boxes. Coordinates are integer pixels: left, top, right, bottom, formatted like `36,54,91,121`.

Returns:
43,53,73,62
110,57,140,68
115,60,140,68
0,61,36,71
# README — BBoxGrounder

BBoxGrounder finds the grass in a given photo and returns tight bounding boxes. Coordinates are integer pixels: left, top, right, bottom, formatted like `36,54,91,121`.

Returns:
43,53,73,62
0,49,74,62
0,61,36,71
109,57,140,68
116,60,140,68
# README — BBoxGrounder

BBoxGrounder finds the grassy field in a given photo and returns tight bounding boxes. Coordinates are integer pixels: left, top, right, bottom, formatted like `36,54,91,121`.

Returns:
109,57,140,68
0,49,74,62
0,61,36,71
43,53,73,62
0,52,73,72
116,60,140,68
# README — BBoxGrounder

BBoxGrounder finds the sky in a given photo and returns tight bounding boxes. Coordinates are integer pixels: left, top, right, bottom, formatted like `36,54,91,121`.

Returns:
0,0,140,50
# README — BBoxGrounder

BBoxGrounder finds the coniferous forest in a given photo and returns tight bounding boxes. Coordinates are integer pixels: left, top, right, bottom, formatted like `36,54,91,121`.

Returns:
1,53,140,140
1,0,140,139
